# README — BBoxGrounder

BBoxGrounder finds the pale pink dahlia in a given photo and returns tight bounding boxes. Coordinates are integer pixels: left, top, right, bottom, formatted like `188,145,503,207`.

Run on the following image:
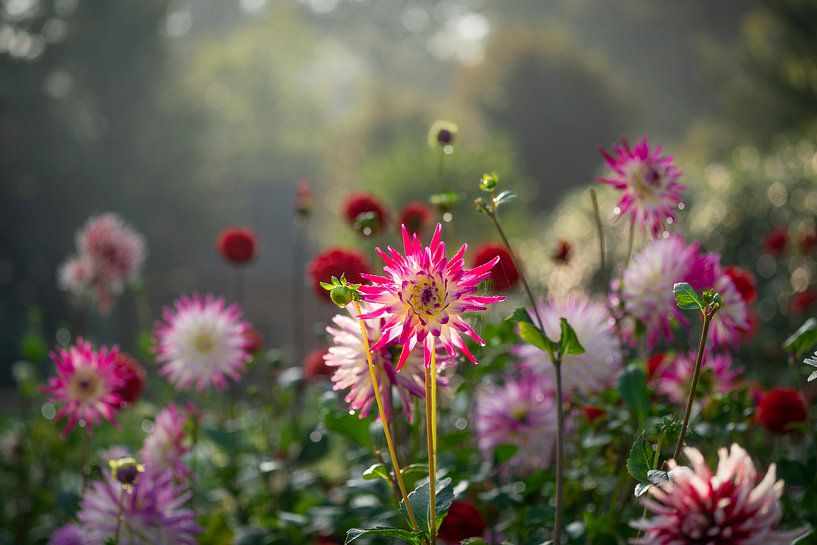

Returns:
656,351,743,405
153,294,252,391
474,373,561,475
599,137,686,236
708,265,751,348
359,224,504,368
78,468,200,545
325,304,451,422
632,444,806,545
140,404,191,479
42,338,124,435
77,213,146,285
515,294,621,396
617,235,714,349
57,254,96,299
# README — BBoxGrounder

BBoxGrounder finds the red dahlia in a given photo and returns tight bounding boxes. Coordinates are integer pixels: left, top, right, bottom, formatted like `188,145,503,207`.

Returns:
437,501,486,544
646,352,667,380
756,388,808,434
801,228,817,253
472,243,519,291
342,193,388,235
763,227,788,256
243,328,264,355
307,248,371,301
303,347,331,379
723,266,757,303
398,201,433,236
792,288,817,314
582,406,605,422
217,227,258,264
113,352,146,405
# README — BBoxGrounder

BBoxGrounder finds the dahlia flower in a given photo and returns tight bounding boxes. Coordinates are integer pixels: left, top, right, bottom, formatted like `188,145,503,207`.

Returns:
57,254,95,299
307,248,370,301
428,120,458,148
756,388,808,434
140,404,191,479
78,468,200,545
475,373,560,474
632,444,806,545
516,294,620,396
77,213,146,285
304,346,332,380
325,304,450,421
216,227,257,264
656,351,742,405
48,524,85,545
598,137,686,235
342,193,388,235
791,288,817,315
437,501,486,544
723,266,757,303
153,294,252,391
472,243,519,291
295,179,312,218
763,227,788,255
43,338,124,434
113,353,146,405
617,235,714,349
398,201,433,236
360,224,504,368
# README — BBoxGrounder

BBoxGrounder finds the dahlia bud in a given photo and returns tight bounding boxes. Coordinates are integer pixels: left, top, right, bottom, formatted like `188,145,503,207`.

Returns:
295,180,312,219
428,120,458,150
479,172,499,192
320,275,361,309
109,457,144,487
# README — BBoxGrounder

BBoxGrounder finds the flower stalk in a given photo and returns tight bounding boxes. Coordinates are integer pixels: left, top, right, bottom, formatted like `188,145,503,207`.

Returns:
425,340,438,543
553,357,565,545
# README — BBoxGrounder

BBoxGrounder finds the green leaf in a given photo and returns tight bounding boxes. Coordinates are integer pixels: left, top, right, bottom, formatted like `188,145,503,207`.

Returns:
400,464,428,478
345,527,421,544
493,190,517,206
673,282,704,311
783,318,817,357
506,307,534,324
362,463,391,482
558,317,585,356
322,409,372,450
617,365,650,425
460,539,490,545
626,433,653,483
400,477,454,537
494,443,520,465
518,322,558,353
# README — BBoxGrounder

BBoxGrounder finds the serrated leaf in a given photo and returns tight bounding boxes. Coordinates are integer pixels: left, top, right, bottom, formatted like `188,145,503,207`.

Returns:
617,365,650,425
400,477,453,537
345,527,421,544
626,433,653,483
362,463,390,482
784,318,817,357
559,317,585,355
673,282,704,311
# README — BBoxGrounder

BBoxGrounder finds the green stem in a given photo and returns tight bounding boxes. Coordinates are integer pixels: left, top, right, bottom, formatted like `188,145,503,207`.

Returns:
672,311,716,461
113,487,126,544
553,358,565,545
589,189,607,296
625,220,635,265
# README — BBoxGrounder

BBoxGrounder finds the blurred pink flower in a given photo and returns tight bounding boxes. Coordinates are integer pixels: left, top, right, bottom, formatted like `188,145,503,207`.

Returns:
140,404,191,479
656,351,742,405
359,224,504,369
515,294,620,396
153,294,252,391
42,338,124,435
324,304,450,422
632,444,806,545
708,265,751,347
598,137,686,236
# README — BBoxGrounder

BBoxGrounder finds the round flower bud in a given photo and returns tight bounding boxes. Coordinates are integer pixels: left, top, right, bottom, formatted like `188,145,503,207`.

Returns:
479,172,498,192
109,457,144,486
428,120,459,149
330,285,355,308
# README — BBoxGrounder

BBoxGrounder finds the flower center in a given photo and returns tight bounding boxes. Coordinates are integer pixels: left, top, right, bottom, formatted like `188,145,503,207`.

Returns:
69,368,103,401
194,331,215,353
405,274,447,322
633,164,663,196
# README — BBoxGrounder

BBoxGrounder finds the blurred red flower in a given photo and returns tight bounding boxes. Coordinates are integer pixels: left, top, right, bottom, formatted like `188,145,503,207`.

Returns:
114,352,146,405
307,248,370,301
646,352,667,380
304,347,331,380
243,328,264,355
552,239,573,264
295,180,312,218
756,388,808,434
437,501,486,544
801,227,817,254
342,193,388,235
217,227,258,264
723,266,757,303
792,288,817,314
763,227,788,256
472,243,519,291
398,201,433,236
582,406,605,422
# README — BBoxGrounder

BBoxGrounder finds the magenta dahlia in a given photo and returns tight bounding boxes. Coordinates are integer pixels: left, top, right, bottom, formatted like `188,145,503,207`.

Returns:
598,137,686,236
42,338,125,435
359,224,504,368
153,294,252,391
140,404,191,479
656,351,743,406
632,444,806,545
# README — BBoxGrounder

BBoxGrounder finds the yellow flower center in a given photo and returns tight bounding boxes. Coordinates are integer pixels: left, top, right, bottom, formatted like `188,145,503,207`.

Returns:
406,274,447,322
194,331,215,353
68,368,103,401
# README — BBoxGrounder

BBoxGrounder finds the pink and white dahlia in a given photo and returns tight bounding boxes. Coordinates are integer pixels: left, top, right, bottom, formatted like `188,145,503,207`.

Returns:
617,235,714,349
515,294,621,396
656,351,743,405
77,213,146,285
140,404,191,479
42,338,124,435
708,265,751,348
359,224,504,368
632,444,806,545
57,254,96,298
325,304,451,422
475,373,561,475
153,294,252,391
598,137,686,236
78,468,200,545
